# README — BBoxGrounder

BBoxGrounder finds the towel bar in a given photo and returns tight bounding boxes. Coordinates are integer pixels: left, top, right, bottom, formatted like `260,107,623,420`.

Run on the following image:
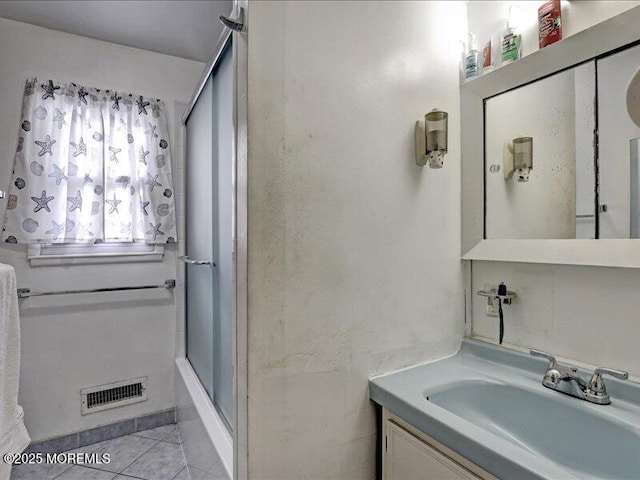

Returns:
17,279,176,299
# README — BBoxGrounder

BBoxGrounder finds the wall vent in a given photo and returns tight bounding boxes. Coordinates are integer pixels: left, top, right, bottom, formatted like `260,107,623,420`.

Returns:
81,377,147,415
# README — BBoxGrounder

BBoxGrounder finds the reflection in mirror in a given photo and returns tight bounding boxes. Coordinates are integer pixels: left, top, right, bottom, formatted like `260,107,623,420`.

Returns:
484,61,596,239
599,43,640,238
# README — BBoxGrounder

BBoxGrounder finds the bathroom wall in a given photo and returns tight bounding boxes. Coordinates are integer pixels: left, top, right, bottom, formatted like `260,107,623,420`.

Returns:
246,1,465,478
469,5,640,379
471,261,640,378
0,17,204,441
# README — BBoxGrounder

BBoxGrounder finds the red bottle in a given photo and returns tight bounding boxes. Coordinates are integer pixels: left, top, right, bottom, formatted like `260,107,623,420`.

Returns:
538,0,562,48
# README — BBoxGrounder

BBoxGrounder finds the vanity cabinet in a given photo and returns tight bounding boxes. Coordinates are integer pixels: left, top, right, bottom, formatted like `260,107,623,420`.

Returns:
382,409,494,480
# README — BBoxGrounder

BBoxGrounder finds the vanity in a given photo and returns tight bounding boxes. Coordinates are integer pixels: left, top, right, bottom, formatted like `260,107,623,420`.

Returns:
370,6,640,480
370,339,640,479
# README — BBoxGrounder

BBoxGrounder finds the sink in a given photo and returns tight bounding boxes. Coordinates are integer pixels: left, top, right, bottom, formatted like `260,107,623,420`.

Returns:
426,379,640,479
369,339,640,479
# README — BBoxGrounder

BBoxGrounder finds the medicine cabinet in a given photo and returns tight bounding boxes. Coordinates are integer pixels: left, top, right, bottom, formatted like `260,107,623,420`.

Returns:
461,6,640,267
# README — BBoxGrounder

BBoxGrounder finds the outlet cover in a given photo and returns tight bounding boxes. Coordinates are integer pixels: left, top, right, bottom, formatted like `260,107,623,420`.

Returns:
484,283,499,317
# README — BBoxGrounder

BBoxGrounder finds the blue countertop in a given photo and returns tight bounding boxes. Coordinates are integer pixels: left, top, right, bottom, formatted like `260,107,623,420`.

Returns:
369,339,640,479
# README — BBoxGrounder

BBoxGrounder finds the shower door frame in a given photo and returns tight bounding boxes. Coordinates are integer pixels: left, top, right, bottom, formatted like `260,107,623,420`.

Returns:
179,1,248,477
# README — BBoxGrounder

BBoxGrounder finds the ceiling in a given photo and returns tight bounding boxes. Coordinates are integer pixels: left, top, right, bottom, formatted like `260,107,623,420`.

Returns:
0,0,232,63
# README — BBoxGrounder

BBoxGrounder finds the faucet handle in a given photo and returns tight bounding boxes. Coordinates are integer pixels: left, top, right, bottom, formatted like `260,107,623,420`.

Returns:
530,349,558,369
588,367,629,393
584,367,629,404
594,367,629,380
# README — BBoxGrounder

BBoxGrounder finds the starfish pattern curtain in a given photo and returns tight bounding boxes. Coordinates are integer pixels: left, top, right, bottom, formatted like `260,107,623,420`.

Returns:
1,78,177,244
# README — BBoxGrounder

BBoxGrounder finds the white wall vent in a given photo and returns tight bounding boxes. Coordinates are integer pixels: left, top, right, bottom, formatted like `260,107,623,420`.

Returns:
81,377,147,415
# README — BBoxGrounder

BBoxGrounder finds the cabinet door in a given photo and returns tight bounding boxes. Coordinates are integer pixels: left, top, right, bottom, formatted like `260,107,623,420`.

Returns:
384,420,480,480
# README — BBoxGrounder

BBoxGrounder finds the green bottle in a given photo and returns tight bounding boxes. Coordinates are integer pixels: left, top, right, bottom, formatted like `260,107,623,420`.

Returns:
501,20,521,65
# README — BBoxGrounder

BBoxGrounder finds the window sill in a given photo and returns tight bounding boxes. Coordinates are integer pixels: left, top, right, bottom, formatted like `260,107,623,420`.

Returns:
27,243,165,267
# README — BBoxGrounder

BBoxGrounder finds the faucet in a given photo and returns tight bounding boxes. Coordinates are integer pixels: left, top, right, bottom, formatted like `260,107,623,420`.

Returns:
530,349,629,405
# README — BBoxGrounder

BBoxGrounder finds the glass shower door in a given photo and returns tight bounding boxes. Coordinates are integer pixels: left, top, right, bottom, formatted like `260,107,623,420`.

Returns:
185,75,215,399
185,41,234,429
211,44,234,428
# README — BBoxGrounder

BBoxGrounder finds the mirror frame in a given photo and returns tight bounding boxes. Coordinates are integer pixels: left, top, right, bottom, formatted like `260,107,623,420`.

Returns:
461,6,640,268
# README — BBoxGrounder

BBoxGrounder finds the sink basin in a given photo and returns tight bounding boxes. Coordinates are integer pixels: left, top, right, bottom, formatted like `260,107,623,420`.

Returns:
427,379,640,479
370,339,640,479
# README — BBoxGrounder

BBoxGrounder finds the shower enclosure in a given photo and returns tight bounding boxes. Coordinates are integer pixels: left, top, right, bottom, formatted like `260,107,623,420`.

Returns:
185,39,234,432
175,4,248,478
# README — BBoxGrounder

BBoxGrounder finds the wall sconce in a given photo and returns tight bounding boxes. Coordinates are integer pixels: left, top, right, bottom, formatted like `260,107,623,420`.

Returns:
415,109,448,168
503,136,533,182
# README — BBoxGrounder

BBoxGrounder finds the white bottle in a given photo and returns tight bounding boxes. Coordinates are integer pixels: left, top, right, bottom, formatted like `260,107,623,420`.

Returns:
465,33,479,80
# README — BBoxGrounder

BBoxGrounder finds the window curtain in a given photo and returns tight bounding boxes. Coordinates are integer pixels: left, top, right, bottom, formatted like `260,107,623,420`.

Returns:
1,78,177,244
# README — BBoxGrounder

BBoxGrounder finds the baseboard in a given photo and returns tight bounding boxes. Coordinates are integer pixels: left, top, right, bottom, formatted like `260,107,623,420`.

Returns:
25,408,176,454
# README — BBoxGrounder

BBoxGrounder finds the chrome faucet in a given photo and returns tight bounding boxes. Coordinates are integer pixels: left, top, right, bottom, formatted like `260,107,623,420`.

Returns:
530,349,629,405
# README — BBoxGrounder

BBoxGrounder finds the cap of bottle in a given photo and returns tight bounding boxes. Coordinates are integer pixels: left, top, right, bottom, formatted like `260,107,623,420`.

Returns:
505,4,515,32
468,33,478,53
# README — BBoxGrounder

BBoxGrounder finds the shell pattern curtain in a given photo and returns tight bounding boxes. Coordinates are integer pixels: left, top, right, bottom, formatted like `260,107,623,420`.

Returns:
2,78,177,244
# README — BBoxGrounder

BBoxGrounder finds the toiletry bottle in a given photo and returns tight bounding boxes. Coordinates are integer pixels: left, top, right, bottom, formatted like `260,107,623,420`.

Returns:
465,33,479,80
538,0,562,48
501,20,521,65
482,37,494,74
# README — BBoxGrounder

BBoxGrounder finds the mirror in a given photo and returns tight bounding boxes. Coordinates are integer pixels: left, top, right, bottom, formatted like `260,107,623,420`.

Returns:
484,41,640,241
598,43,640,238
484,61,596,239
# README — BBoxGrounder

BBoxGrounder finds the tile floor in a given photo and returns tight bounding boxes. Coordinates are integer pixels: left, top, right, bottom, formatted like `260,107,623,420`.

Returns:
10,424,228,480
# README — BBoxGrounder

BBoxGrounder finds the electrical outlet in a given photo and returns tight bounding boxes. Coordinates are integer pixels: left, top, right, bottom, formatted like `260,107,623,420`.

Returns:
484,283,499,317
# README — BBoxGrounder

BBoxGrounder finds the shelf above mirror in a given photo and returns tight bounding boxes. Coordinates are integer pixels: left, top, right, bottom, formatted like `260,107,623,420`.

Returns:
461,7,640,100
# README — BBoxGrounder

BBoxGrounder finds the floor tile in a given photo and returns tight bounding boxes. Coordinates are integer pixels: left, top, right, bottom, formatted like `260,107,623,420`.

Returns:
175,418,199,444
201,471,229,480
10,461,72,480
171,467,193,480
180,425,219,473
12,424,188,480
54,466,117,479
25,434,78,455
64,440,107,459
121,440,186,480
184,466,206,480
203,461,229,480
161,429,181,444
132,424,175,441
90,435,158,474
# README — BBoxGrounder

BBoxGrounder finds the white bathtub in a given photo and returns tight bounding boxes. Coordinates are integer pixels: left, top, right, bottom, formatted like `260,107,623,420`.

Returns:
175,358,232,479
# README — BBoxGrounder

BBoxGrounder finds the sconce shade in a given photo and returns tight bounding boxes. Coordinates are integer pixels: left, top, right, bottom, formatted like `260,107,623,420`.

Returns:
513,136,533,182
425,110,448,154
513,137,533,169
414,109,448,168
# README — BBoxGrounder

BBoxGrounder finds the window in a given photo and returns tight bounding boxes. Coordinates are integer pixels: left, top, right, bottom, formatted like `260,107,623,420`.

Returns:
2,77,178,249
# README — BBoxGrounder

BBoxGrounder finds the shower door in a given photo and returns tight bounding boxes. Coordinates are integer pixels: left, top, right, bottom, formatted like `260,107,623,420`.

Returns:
184,40,234,430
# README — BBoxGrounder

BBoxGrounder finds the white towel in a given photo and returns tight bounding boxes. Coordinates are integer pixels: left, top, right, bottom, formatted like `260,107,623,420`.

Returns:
0,264,30,480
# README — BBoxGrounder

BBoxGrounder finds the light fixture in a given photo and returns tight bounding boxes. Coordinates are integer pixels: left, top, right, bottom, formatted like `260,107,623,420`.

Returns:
503,136,533,182
415,109,448,168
